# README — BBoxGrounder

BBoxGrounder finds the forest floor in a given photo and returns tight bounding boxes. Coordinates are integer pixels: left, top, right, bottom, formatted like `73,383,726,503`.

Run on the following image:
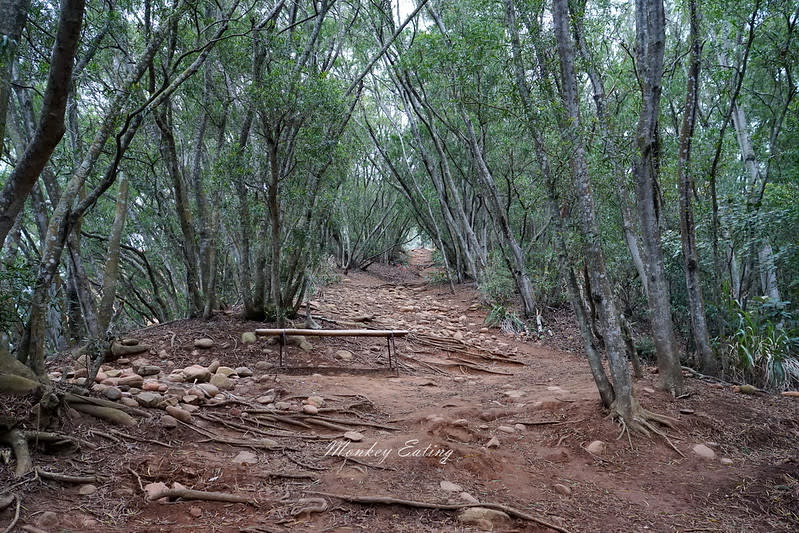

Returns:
2,249,799,533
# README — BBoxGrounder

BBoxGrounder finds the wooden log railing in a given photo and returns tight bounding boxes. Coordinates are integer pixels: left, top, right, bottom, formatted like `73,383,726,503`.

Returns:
254,329,408,368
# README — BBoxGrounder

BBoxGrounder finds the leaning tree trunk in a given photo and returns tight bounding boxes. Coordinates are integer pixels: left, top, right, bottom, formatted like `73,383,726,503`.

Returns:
0,0,85,249
0,0,32,162
632,0,683,395
677,0,717,374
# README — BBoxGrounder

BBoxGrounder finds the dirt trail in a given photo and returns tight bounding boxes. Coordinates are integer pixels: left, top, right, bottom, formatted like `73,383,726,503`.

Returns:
3,254,798,532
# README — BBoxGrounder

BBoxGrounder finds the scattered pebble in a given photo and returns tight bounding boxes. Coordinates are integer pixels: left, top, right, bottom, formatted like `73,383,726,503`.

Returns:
194,338,214,349
344,431,364,442
440,480,463,492
486,436,500,448
78,484,97,496
553,483,572,496
692,444,716,460
160,415,178,429
586,440,606,455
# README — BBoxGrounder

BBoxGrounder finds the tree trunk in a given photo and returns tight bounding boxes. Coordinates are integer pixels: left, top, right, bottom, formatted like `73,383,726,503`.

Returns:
677,0,716,374
0,0,85,249
463,116,537,317
632,0,683,395
551,0,635,420
97,175,130,334
0,0,31,162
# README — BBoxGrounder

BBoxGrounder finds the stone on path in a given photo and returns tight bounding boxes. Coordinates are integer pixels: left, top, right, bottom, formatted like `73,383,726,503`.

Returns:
335,350,354,361
241,332,257,344
165,405,192,423
720,457,734,465
236,367,253,377
692,444,716,460
458,507,511,531
183,365,211,383
343,431,364,442
210,373,234,390
439,480,462,492
553,483,572,496
78,484,97,496
486,436,500,448
194,338,214,349
160,415,178,429
497,425,515,434
302,404,319,415
232,450,259,465
586,440,606,455
103,387,122,401
459,492,479,504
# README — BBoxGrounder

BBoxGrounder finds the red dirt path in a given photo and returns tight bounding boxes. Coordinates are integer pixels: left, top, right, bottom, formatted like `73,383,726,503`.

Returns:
2,251,798,532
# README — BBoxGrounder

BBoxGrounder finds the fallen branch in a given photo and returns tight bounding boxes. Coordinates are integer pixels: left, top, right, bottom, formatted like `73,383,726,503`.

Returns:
64,392,150,417
178,420,280,450
147,487,257,504
35,467,99,484
0,494,20,533
305,491,570,533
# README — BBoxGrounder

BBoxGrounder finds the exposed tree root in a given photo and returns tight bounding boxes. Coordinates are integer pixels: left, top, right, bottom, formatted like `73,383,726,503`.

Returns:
35,467,100,484
0,494,20,533
291,497,328,517
610,399,684,456
24,430,98,450
1,429,32,477
305,491,570,533
70,403,137,425
146,487,257,504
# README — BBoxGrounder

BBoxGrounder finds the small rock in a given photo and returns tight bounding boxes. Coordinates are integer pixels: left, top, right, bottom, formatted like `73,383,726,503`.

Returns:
305,395,325,408
103,387,122,401
256,394,275,404
486,436,500,448
182,394,201,405
344,431,364,442
299,340,313,352
440,480,463,492
235,366,253,377
335,350,354,361
275,401,292,410
553,483,572,496
215,366,237,377
189,506,203,518
642,387,656,394
459,492,480,504
166,372,185,382
158,349,169,359
118,374,144,388
166,405,192,423
197,383,220,397
514,423,526,431
78,484,97,496
692,444,716,460
183,365,211,383
453,419,469,427
586,440,606,455
194,338,214,349
302,404,319,415
737,384,758,395
503,390,525,399
458,507,511,530
232,450,259,465
679,408,695,415
254,361,272,371
210,373,235,390
453,331,464,341
497,425,515,434
105,369,122,378
207,359,221,373
241,332,257,344
142,380,162,391
137,365,161,377
160,415,178,429
120,397,139,408
36,511,59,528
136,391,163,408
781,391,799,398
720,457,734,465
144,481,169,501
181,404,200,413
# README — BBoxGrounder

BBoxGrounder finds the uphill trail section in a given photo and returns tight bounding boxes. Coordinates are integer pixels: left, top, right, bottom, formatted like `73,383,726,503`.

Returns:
2,254,798,532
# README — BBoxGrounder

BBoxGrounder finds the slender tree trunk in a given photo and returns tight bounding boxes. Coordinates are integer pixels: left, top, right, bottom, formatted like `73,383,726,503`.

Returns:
463,116,537,317
0,0,85,249
632,0,683,394
677,0,716,374
0,0,32,162
97,175,129,333
552,0,635,420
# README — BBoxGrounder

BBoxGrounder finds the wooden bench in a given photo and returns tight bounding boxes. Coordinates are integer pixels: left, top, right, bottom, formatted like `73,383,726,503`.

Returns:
254,329,409,369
